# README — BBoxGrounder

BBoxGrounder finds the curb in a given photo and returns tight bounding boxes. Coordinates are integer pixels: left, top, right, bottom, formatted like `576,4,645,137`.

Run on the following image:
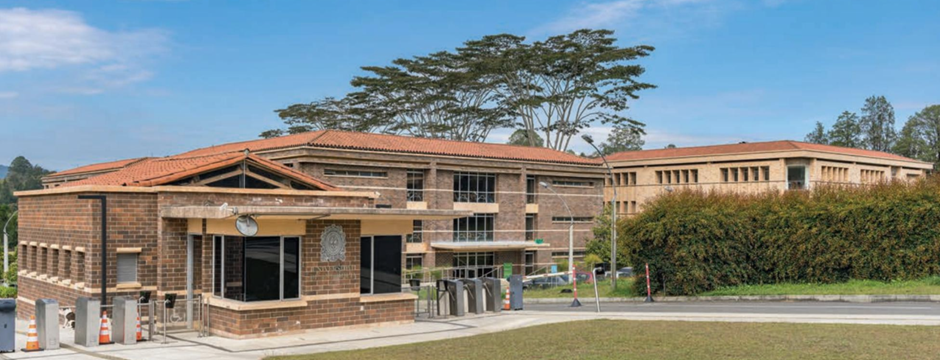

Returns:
522,294,940,304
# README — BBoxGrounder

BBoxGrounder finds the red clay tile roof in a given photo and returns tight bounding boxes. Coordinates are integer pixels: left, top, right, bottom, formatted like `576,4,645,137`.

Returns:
62,152,338,191
52,157,152,177
178,130,599,165
606,140,924,163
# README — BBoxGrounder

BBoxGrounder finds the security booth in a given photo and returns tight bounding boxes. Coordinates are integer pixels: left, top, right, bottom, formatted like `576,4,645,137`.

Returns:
14,152,471,339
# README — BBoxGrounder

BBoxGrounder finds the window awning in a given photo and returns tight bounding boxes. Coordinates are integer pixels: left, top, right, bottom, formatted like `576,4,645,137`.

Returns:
431,241,548,251
159,205,473,220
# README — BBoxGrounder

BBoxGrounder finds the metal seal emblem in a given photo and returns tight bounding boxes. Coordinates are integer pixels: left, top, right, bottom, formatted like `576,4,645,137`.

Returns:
320,224,347,262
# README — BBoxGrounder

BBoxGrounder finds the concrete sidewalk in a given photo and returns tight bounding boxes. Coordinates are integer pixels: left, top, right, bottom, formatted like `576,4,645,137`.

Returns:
2,307,939,360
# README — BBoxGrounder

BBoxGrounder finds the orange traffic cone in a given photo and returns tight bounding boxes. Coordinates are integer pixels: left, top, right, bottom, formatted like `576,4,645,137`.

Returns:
136,315,143,341
22,315,42,352
98,311,113,345
503,288,511,310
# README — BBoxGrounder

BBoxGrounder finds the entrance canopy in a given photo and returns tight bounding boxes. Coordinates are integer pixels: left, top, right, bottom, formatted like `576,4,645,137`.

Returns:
431,241,548,251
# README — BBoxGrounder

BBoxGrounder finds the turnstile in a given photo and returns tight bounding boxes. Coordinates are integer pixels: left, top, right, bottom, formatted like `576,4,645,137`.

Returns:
463,278,485,315
482,278,502,313
442,279,465,317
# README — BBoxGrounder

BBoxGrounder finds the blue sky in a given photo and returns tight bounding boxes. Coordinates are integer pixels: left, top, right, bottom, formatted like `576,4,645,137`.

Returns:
1,0,937,170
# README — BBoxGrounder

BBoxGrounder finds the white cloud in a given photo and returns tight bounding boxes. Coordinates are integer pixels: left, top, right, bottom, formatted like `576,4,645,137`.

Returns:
530,0,723,38
0,7,168,93
0,91,17,99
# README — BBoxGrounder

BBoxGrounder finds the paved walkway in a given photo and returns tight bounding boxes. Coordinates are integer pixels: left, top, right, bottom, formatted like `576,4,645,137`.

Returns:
2,302,939,360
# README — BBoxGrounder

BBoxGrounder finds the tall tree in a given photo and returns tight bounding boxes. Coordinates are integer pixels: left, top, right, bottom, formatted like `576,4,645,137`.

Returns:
827,111,862,148
463,30,655,151
0,157,50,204
892,105,940,168
265,96,397,138
506,129,545,147
859,95,897,152
600,124,645,155
804,121,829,144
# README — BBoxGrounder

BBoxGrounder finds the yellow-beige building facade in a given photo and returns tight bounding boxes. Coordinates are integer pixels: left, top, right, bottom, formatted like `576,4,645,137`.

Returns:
603,140,933,217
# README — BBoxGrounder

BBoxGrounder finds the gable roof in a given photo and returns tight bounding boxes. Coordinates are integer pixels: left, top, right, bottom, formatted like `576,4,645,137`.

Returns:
606,140,925,164
61,152,338,191
178,130,599,166
52,157,152,177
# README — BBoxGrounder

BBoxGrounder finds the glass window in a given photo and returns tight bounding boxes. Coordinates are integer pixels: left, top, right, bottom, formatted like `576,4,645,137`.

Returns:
526,175,537,204
407,170,424,201
406,255,423,270
453,214,495,242
454,172,496,203
452,252,496,278
552,216,594,223
406,220,423,243
117,253,138,284
360,236,403,295
212,235,301,302
525,214,536,241
788,166,806,190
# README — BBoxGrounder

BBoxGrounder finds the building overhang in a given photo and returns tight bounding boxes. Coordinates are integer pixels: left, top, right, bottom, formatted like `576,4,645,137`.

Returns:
159,205,473,220
430,241,549,251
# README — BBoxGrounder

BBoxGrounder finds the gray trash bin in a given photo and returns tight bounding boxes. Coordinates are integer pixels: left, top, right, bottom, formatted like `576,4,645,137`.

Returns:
443,280,465,317
463,279,484,315
0,299,14,352
482,278,502,313
75,297,101,347
35,299,59,350
510,275,524,310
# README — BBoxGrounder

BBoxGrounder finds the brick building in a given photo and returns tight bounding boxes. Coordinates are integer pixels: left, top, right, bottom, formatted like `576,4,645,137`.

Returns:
21,130,605,337
603,140,932,217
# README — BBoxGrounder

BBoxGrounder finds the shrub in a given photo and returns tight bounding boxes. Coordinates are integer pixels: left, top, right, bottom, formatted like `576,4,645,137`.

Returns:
625,178,940,296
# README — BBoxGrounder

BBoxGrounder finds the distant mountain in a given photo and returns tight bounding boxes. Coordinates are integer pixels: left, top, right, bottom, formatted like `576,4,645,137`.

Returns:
0,165,7,179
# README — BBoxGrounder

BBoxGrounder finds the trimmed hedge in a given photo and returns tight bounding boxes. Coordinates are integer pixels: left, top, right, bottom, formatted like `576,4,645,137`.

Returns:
625,178,940,296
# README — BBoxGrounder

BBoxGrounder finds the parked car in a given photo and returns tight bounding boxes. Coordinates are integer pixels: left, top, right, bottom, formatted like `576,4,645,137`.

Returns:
523,275,569,289
574,271,595,284
616,267,634,277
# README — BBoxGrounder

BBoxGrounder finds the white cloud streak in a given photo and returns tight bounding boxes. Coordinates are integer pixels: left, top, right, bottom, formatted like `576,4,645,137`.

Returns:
0,7,168,93
0,91,17,99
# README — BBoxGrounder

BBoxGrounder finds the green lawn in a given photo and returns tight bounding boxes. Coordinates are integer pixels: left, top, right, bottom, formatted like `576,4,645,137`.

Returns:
523,278,637,298
701,277,940,296
267,320,940,360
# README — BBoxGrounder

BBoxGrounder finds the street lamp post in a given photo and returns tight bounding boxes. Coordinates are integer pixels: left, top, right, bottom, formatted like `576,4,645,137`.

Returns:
2,210,17,285
539,182,580,307
581,135,618,289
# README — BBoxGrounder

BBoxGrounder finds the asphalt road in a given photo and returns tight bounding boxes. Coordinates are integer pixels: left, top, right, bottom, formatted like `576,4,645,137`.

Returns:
523,301,940,316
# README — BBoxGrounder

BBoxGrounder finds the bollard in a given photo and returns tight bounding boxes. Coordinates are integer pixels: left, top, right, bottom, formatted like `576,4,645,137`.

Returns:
113,296,137,345
35,299,59,350
75,297,101,347
644,263,654,303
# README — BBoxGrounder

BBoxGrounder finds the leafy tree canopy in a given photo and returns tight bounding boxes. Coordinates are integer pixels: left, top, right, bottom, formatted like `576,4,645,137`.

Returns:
859,95,897,152
599,124,645,155
828,111,862,148
804,121,829,144
506,129,544,147
893,105,940,168
264,29,655,151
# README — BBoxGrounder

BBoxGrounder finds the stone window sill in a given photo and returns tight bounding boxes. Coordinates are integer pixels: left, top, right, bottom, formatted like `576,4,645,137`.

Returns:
359,292,418,304
207,296,307,311
116,282,142,290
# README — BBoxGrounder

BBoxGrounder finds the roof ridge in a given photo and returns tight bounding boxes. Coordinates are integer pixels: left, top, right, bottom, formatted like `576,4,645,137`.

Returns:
314,129,583,155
